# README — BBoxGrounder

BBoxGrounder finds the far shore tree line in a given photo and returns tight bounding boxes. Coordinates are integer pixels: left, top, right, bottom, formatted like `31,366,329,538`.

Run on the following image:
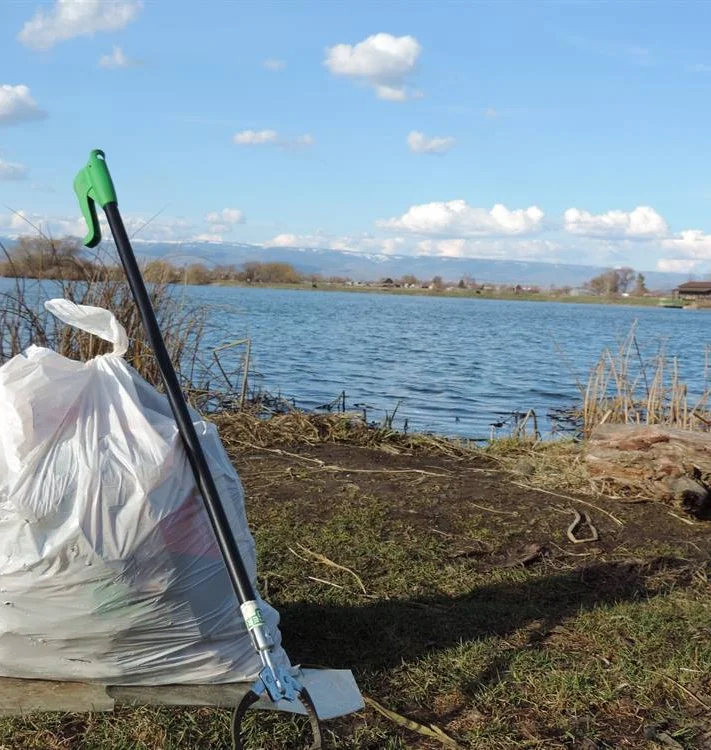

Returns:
0,236,669,296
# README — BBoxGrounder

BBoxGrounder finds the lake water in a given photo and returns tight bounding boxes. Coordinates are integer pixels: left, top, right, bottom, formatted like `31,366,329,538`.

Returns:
2,279,708,440
183,286,709,440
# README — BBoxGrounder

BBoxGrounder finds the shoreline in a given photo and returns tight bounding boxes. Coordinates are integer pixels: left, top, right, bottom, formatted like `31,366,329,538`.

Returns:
211,280,674,307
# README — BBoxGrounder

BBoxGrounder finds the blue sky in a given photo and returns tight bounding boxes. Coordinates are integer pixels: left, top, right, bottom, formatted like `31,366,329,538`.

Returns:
2,0,711,274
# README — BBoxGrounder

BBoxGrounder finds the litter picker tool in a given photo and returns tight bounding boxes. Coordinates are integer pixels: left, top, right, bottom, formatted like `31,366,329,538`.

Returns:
73,149,358,748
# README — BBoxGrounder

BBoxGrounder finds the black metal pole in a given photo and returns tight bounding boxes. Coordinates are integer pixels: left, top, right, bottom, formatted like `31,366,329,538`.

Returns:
103,201,257,606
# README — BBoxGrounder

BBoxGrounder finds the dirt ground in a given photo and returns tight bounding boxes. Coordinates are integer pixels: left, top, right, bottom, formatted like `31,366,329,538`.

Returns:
230,439,711,749
1,434,709,749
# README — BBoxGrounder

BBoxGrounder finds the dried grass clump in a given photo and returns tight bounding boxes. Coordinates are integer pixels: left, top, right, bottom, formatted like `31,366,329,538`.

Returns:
213,409,478,457
0,242,208,395
581,322,711,436
484,438,594,496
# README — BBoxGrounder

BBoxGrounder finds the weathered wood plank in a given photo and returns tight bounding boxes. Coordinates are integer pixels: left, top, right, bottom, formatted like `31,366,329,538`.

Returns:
0,678,114,715
0,669,364,719
108,682,252,708
0,678,253,715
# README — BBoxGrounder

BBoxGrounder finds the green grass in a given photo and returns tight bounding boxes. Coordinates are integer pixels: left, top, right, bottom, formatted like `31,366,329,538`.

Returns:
0,446,709,749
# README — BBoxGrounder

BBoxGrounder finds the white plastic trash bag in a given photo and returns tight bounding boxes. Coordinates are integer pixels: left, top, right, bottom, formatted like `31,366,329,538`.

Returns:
0,299,290,685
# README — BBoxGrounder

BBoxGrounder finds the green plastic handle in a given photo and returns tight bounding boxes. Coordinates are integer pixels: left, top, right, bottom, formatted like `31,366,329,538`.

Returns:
73,149,118,248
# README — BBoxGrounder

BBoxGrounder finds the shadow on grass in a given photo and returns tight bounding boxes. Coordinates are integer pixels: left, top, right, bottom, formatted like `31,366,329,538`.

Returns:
279,556,695,676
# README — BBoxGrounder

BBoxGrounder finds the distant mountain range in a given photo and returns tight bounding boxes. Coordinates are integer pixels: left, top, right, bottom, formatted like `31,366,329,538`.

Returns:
132,240,689,290
2,236,690,289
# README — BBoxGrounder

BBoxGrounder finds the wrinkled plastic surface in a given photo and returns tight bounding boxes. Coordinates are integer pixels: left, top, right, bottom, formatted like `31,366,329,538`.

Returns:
0,299,289,685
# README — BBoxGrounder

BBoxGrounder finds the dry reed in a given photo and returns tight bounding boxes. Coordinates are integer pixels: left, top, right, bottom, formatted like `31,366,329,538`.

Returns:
580,322,711,435
0,241,210,398
213,409,477,457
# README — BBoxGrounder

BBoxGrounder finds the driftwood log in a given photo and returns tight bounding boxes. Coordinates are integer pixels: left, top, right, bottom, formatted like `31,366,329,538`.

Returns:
585,424,711,517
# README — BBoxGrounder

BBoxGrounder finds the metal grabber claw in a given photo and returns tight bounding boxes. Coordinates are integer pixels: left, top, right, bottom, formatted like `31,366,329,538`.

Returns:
231,687,324,750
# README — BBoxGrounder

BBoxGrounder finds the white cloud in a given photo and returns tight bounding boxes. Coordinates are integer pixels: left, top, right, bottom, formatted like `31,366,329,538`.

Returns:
484,107,498,118
661,229,711,258
0,157,28,180
0,210,86,237
0,85,47,126
564,206,668,238
263,59,286,71
414,237,565,260
234,129,278,145
324,33,422,101
193,233,223,243
375,85,409,102
8,211,30,231
407,131,455,155
264,229,571,262
379,200,545,236
99,45,139,69
233,129,314,149
266,231,406,255
0,210,217,244
656,258,701,273
687,63,711,74
19,0,143,50
268,233,300,247
205,208,245,232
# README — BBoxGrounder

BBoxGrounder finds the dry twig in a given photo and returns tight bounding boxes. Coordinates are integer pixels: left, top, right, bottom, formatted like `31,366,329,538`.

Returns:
364,695,465,749
510,481,624,526
289,543,367,594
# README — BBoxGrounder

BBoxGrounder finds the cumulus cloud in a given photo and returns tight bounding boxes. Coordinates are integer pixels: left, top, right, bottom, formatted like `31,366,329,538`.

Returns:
324,33,422,101
0,85,47,126
268,233,300,247
206,208,245,225
19,0,143,50
0,157,28,180
379,200,545,236
205,208,245,232
661,229,711,258
0,210,86,237
233,129,314,148
656,258,701,273
6,211,31,231
414,237,564,260
265,229,571,261
0,209,212,244
266,231,404,255
407,131,455,155
234,129,278,145
263,59,286,71
375,85,421,102
99,45,140,69
564,206,668,238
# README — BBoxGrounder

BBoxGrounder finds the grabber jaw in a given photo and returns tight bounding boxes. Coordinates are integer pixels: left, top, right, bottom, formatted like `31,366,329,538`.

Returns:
232,677,324,750
231,666,364,750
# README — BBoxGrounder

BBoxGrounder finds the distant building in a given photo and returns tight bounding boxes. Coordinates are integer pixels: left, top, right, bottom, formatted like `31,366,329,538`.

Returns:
673,281,711,301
